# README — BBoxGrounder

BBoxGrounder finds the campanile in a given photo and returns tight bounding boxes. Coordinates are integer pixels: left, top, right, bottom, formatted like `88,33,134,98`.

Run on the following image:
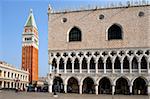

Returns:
22,9,38,84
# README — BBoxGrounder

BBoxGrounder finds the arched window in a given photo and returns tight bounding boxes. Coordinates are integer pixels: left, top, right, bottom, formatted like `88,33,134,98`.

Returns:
82,57,87,69
141,56,147,69
74,58,79,69
52,58,57,70
123,56,129,69
114,57,121,69
59,58,64,69
90,57,95,69
106,57,112,69
69,27,82,42
66,58,72,69
98,57,104,69
132,57,138,69
108,24,122,40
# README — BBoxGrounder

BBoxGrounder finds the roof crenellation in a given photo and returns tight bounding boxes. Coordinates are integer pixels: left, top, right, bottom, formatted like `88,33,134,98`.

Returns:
49,1,150,14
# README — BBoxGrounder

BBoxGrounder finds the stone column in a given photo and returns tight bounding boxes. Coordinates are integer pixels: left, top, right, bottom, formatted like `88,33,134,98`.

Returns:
130,84,133,95
129,60,132,73
1,81,4,88
121,61,123,73
48,76,53,93
79,60,82,73
95,61,98,74
87,61,90,73
10,82,12,88
147,84,150,95
104,61,106,74
95,85,98,95
1,71,4,77
57,60,59,73
72,61,74,73
148,61,150,73
64,83,67,93
49,62,52,73
64,61,67,73
79,83,82,94
112,85,115,95
138,60,141,74
112,61,115,74
48,84,53,93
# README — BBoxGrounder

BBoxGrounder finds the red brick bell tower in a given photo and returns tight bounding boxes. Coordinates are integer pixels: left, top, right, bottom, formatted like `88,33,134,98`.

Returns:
21,9,39,84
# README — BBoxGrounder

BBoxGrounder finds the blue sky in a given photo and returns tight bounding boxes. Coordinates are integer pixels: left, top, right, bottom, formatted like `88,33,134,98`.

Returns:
0,0,148,77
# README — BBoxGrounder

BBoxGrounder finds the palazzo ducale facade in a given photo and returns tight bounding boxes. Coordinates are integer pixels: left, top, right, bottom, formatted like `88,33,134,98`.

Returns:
47,3,150,95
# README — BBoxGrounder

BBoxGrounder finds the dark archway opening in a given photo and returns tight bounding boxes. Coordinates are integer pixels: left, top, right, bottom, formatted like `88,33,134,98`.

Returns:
67,77,79,93
98,77,112,94
83,77,95,94
52,77,64,93
115,77,129,95
132,77,147,95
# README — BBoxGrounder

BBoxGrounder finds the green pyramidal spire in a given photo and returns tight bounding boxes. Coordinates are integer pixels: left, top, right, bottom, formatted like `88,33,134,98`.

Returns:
24,9,37,29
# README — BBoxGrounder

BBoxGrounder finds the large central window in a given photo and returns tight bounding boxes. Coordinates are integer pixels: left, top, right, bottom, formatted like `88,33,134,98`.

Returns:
108,24,122,40
69,27,82,42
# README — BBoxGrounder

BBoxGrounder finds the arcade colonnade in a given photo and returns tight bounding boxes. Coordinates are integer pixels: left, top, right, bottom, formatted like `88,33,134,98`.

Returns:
48,76,149,95
48,48,150,95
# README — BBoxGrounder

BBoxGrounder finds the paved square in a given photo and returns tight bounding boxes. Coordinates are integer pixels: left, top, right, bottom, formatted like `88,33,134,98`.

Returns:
0,91,150,99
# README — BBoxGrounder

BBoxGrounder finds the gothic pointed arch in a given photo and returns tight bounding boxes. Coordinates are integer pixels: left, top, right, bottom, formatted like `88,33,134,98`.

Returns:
114,57,121,69
132,57,138,69
52,58,57,70
98,57,104,69
59,58,64,69
74,58,79,69
107,24,123,40
66,58,72,69
123,56,129,69
106,57,112,69
68,26,82,42
90,57,95,69
82,57,87,69
141,56,147,69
